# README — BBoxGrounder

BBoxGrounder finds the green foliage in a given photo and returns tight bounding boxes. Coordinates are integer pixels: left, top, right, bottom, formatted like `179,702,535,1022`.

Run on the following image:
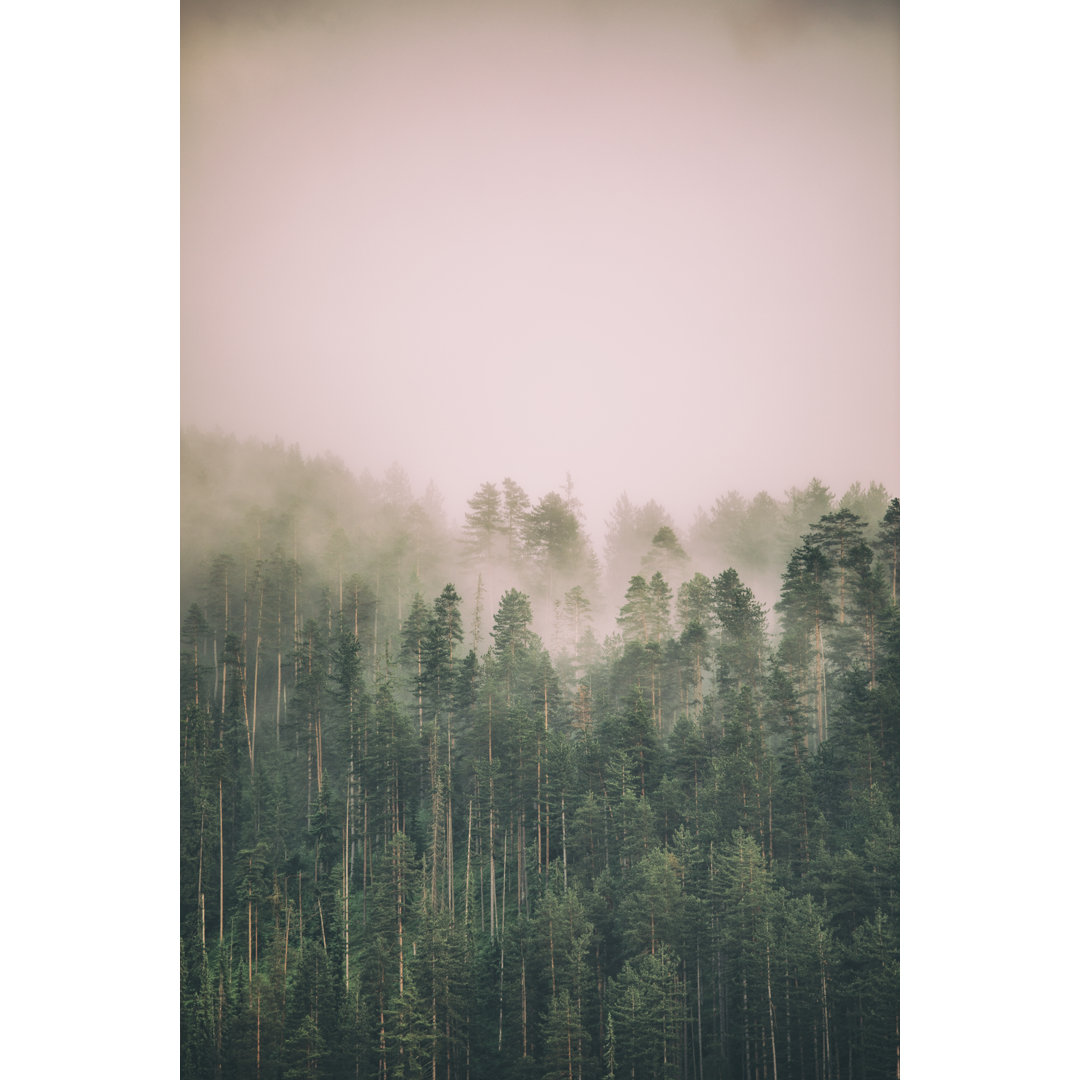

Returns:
607,947,683,1080
525,492,589,578
464,481,504,564
181,434,898,1080
714,568,767,699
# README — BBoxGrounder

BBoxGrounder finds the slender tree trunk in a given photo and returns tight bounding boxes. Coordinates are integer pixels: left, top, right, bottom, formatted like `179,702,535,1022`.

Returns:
521,951,528,1059
819,938,831,1080
219,780,225,943
431,751,441,915
447,728,455,922
479,800,486,936
566,994,574,1080
246,869,253,985
396,835,405,998
250,570,263,777
221,564,229,717
766,934,778,1080
255,918,261,1078
742,971,751,1080
432,961,438,1080
498,938,505,1052
275,643,283,748
821,643,828,745
489,701,497,940
561,797,568,888
283,881,290,1013
815,617,826,745
537,735,543,878
465,798,473,929
344,801,350,991
316,704,324,794
697,955,704,1080
197,806,206,949
378,981,387,1080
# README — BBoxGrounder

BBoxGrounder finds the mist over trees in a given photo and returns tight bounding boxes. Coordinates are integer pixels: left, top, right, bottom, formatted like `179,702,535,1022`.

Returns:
180,428,899,1080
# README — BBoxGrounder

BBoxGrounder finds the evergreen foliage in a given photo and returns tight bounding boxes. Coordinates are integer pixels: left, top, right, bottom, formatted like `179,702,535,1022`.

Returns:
180,430,899,1080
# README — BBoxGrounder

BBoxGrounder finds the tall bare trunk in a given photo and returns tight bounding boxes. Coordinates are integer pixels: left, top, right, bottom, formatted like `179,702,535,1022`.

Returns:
697,956,704,1080
561,797,568,889
815,618,826,745
489,698,496,940
521,952,528,1059
447,790,454,922
219,780,224,942
498,940,505,1052
197,806,206,949
766,935,778,1080
251,579,263,777
247,867,252,983
283,880,290,1013
819,933,831,1080
464,799,473,928
344,801,350,991
396,836,405,997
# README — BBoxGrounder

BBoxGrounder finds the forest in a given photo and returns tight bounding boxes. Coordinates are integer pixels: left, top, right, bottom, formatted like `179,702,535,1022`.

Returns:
180,429,899,1080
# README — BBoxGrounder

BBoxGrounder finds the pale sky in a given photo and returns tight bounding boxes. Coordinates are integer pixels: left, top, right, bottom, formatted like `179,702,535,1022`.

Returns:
181,0,899,532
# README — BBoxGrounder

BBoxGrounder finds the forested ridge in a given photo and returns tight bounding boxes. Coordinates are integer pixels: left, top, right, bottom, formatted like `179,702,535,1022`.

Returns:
180,429,899,1080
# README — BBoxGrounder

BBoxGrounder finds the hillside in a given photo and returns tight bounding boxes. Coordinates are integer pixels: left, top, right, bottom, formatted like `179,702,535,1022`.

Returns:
180,429,900,1080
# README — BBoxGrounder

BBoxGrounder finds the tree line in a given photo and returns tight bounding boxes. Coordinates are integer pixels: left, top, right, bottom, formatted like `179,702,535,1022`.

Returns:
180,430,899,1080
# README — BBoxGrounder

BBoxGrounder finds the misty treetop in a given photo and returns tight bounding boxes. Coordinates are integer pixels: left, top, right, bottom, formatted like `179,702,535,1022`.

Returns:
180,428,899,1080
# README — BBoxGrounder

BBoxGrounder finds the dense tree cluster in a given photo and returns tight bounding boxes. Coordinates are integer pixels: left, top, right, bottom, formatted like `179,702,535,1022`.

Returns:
181,430,899,1080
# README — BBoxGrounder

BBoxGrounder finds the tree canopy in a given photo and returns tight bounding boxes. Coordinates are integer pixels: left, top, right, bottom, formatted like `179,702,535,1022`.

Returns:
180,429,899,1080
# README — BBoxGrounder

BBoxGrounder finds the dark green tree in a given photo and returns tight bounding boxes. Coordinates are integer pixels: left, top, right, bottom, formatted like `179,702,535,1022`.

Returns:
491,588,537,703
714,568,767,707
607,946,683,1080
775,540,835,746
876,497,900,605
399,593,431,737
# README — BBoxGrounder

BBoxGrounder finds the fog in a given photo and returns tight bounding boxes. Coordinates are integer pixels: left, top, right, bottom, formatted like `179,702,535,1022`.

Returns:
181,0,898,542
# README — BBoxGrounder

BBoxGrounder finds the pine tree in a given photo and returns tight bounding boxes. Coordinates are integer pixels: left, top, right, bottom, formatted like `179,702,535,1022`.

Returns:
775,541,836,746
501,478,531,567
399,593,431,737
491,589,536,703
714,568,767,705
463,482,504,565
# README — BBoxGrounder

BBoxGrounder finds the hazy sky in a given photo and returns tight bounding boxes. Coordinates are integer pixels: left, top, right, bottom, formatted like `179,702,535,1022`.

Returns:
181,0,898,532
